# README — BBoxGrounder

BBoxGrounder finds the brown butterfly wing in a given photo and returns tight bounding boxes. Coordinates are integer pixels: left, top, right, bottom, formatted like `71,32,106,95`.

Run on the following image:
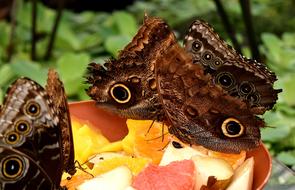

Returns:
0,146,54,190
46,69,76,175
184,20,281,112
86,16,176,120
0,77,64,187
155,43,263,153
0,70,75,188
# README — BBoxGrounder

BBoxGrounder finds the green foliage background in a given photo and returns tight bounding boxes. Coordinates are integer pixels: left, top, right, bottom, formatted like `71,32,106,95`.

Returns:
0,0,295,169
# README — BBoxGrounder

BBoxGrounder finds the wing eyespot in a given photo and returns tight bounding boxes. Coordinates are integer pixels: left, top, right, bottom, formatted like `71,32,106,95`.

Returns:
5,132,21,145
192,40,202,52
24,101,41,117
15,120,31,135
110,83,132,104
221,118,244,138
215,72,236,89
1,156,25,180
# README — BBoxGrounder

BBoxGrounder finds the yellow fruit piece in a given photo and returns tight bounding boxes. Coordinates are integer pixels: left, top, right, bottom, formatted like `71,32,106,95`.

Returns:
91,156,150,176
122,119,172,164
71,117,110,163
121,122,136,155
97,141,123,153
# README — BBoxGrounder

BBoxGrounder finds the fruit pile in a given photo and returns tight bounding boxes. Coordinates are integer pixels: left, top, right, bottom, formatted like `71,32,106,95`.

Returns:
61,118,254,190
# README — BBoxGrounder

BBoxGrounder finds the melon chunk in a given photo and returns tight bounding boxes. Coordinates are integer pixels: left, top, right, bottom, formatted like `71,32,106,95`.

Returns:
226,157,254,190
77,166,132,190
160,141,207,166
125,187,137,190
192,155,233,190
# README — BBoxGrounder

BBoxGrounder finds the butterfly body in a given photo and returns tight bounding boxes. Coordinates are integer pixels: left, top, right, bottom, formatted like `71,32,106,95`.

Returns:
0,70,75,189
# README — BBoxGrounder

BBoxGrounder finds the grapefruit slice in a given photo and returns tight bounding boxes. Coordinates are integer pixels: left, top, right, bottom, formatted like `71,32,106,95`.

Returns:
132,160,195,190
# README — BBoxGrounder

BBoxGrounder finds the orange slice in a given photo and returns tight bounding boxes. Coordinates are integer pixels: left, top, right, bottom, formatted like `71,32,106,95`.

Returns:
122,120,172,164
61,173,92,190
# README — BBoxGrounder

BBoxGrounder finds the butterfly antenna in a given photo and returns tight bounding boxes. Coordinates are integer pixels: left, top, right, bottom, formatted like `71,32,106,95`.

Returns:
71,160,94,179
145,132,169,141
265,125,276,129
144,11,149,21
157,139,171,151
145,119,156,136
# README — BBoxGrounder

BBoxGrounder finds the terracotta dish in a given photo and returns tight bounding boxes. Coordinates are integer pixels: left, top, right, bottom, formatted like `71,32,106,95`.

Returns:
69,100,272,190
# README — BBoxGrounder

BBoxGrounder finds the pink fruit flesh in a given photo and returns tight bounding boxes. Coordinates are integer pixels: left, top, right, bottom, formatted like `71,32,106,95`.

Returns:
132,159,195,190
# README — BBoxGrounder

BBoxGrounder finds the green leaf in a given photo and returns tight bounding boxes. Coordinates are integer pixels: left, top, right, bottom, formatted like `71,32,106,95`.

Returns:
62,77,84,96
16,2,54,32
261,125,291,142
77,83,91,100
262,111,292,142
95,25,117,40
55,24,81,51
57,53,90,80
0,22,11,60
0,22,10,47
16,1,31,29
10,60,48,85
79,34,102,50
261,33,282,64
104,35,131,57
264,110,282,126
261,33,295,75
0,64,15,86
282,33,295,48
0,88,3,104
56,53,90,95
263,110,295,126
278,127,295,149
277,151,295,165
113,11,138,37
281,73,295,106
276,103,295,116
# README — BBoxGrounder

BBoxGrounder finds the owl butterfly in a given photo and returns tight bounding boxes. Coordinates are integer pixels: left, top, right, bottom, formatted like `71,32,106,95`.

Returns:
87,16,279,153
184,20,281,113
0,69,75,190
87,16,175,120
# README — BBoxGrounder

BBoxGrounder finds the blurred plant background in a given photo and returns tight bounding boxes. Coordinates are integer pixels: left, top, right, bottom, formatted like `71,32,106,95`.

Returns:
0,0,295,172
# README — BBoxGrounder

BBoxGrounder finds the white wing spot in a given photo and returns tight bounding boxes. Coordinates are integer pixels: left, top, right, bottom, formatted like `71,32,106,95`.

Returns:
38,142,59,154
